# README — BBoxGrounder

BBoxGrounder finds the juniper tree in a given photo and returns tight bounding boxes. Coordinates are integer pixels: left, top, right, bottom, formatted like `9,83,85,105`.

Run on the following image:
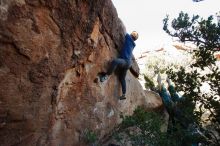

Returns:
163,11,220,145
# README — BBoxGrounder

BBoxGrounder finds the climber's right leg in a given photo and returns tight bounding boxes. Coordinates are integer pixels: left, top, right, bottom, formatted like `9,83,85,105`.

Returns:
100,58,127,82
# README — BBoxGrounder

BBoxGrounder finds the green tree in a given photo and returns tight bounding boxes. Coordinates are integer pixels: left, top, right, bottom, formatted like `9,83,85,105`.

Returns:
113,106,204,146
163,11,220,145
115,107,181,146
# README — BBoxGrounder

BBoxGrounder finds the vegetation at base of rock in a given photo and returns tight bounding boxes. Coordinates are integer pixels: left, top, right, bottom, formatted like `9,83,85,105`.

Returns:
115,107,165,146
113,107,207,146
163,11,220,145
84,129,97,144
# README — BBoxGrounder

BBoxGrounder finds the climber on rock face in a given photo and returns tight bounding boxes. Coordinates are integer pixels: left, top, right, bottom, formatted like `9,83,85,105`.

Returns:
99,31,139,100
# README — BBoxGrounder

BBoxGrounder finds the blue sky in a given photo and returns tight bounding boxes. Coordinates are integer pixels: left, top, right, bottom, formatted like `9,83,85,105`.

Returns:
112,0,220,55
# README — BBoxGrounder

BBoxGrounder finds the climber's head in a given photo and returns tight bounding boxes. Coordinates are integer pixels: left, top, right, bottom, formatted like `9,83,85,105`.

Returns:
130,31,139,41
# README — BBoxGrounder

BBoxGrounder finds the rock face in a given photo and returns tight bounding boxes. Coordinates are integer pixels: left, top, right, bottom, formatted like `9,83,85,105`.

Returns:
0,0,162,146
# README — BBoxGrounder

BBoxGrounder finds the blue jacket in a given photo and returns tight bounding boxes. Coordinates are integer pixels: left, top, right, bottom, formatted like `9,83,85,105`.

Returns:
119,33,136,64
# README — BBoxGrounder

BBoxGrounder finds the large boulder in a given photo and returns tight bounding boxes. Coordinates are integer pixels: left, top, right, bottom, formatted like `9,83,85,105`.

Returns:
0,0,162,145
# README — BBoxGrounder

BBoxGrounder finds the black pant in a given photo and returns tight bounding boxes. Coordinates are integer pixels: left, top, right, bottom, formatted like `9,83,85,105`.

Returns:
106,58,131,95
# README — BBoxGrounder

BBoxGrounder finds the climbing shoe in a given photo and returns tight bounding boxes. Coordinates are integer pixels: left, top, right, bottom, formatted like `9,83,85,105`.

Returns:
100,74,108,82
119,94,126,100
